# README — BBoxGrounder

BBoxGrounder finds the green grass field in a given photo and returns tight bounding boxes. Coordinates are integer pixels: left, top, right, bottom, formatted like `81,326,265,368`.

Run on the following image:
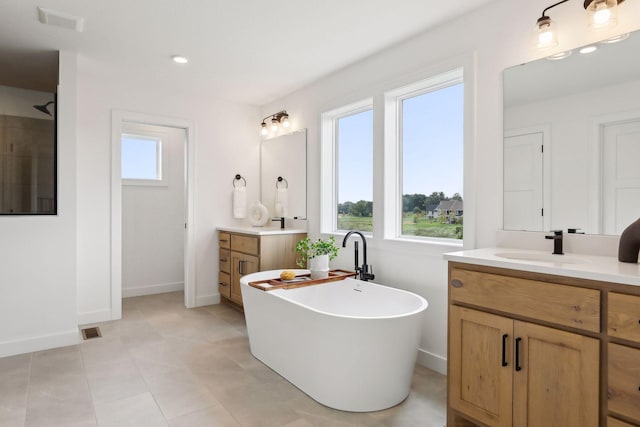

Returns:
337,214,462,239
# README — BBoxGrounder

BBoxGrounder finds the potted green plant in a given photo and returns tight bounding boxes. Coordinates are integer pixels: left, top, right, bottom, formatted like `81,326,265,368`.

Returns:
295,236,340,279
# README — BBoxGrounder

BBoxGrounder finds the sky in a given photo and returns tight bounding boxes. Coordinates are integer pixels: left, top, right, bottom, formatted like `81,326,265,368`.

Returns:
337,82,464,203
121,135,160,180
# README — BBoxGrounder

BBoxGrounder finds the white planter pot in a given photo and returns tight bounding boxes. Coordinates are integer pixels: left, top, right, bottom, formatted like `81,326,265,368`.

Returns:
309,254,329,279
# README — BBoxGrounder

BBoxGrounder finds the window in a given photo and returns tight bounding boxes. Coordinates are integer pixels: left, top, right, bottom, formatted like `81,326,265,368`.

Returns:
321,99,373,234
385,68,464,241
121,134,165,185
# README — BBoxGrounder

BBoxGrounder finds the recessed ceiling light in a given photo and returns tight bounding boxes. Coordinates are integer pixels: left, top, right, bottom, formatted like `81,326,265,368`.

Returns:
172,55,188,64
600,33,630,44
579,45,598,54
546,51,572,61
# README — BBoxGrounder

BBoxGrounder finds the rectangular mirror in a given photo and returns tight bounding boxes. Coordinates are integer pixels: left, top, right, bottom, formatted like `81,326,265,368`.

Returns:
260,129,307,220
503,30,640,235
0,86,56,214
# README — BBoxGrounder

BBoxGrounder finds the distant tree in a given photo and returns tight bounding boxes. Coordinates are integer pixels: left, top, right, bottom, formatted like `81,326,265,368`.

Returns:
451,193,463,201
350,200,373,217
426,191,447,207
413,207,423,224
338,201,354,215
402,193,427,213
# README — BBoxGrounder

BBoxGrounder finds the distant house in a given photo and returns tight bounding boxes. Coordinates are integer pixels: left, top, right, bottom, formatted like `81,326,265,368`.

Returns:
425,204,439,219
435,200,463,223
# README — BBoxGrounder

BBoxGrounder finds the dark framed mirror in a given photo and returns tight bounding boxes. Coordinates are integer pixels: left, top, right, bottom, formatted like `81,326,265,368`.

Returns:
0,50,58,215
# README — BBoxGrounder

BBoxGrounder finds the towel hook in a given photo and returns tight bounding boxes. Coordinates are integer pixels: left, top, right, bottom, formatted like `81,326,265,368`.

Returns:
276,176,288,189
233,174,246,188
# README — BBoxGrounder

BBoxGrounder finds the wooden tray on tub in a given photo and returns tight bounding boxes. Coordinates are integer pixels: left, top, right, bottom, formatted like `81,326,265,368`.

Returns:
248,269,357,291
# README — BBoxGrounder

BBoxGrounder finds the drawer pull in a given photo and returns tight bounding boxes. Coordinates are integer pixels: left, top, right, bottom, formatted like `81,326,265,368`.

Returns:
219,282,228,287
220,258,227,262
502,334,509,367
451,279,463,288
515,337,522,372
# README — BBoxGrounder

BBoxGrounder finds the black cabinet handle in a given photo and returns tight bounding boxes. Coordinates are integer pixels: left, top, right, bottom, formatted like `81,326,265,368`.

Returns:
502,334,509,367
515,337,522,372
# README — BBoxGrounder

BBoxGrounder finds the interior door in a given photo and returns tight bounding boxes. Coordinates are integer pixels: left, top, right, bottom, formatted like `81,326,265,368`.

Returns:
504,131,544,231
603,118,640,234
512,321,599,427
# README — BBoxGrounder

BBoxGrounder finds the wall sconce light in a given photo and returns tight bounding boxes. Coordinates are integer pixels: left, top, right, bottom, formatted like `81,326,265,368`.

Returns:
260,110,289,136
534,0,625,51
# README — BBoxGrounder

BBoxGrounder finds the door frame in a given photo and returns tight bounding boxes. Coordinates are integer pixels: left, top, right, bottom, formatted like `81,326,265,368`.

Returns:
111,110,196,319
589,109,640,234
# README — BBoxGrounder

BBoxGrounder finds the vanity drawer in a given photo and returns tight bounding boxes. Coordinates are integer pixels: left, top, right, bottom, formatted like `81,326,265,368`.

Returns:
231,234,259,256
609,292,640,343
219,249,230,274
218,272,231,299
449,268,600,332
608,343,640,422
219,232,231,249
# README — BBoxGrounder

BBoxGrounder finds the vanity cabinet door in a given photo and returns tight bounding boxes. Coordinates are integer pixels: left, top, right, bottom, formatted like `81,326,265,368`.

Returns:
608,343,640,423
230,252,259,306
512,321,599,427
449,306,513,427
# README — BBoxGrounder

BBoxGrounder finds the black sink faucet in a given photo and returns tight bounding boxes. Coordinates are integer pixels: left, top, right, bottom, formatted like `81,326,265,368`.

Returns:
341,231,375,281
272,217,285,229
545,230,564,255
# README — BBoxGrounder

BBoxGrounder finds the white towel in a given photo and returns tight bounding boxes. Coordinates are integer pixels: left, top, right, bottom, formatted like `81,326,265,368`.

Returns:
233,187,247,219
275,188,288,217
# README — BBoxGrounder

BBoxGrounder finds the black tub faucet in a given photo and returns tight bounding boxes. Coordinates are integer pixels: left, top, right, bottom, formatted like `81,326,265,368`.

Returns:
341,231,375,281
545,230,564,255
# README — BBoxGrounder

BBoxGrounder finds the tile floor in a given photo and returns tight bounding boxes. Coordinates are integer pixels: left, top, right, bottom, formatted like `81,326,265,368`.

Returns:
0,292,447,427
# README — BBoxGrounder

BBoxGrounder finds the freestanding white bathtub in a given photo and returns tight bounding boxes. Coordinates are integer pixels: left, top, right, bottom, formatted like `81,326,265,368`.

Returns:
240,270,428,412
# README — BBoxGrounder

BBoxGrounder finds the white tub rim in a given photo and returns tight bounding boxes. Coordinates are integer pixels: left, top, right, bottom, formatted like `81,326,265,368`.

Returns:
240,270,429,321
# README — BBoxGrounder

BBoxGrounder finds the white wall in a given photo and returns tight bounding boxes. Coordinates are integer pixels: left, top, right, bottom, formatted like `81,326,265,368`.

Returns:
260,0,640,373
0,85,54,120
76,57,260,322
0,51,77,357
121,123,186,298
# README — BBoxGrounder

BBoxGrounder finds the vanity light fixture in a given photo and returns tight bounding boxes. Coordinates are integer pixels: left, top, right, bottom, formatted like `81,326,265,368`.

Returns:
584,0,624,30
545,50,573,60
260,110,289,136
535,0,626,51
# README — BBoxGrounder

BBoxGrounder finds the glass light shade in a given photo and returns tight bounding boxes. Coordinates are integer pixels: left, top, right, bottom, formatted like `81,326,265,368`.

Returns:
585,0,619,30
535,17,558,50
281,115,290,128
271,118,279,132
261,123,268,136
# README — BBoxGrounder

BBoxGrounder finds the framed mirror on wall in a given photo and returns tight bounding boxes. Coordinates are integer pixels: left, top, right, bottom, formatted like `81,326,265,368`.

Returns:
0,87,57,214
260,129,307,220
503,30,640,235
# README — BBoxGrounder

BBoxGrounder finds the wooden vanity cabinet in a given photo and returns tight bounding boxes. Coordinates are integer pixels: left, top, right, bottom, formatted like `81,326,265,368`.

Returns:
218,230,306,307
448,263,600,427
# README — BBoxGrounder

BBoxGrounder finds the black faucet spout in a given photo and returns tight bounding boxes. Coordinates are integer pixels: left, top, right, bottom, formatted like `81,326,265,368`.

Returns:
272,217,285,229
545,230,564,255
342,231,374,281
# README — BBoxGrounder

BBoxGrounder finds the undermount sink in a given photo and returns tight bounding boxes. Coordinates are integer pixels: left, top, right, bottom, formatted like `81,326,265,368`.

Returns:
494,252,588,264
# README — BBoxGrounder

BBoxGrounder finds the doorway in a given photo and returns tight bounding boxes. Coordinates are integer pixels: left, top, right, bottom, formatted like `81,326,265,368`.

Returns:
111,110,195,319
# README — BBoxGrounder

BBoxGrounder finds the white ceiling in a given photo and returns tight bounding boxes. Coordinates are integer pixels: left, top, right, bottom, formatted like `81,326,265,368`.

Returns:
0,0,498,105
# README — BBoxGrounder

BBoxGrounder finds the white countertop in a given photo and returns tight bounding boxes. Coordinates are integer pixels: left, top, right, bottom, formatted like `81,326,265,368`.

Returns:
217,225,307,236
444,247,640,287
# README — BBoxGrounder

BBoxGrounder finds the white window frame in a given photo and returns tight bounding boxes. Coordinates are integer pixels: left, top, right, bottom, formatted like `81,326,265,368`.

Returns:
121,132,168,187
320,98,373,235
383,67,466,246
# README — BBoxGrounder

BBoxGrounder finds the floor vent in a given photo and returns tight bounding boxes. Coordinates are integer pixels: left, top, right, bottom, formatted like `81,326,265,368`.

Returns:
81,327,102,340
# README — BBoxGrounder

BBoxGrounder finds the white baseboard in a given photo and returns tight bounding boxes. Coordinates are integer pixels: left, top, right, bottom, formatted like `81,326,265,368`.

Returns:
196,293,220,307
77,309,113,326
417,348,447,375
122,281,184,298
0,329,79,358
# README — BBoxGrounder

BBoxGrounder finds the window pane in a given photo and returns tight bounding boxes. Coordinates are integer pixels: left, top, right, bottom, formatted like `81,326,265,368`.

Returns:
336,109,373,232
401,83,463,239
121,135,160,180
